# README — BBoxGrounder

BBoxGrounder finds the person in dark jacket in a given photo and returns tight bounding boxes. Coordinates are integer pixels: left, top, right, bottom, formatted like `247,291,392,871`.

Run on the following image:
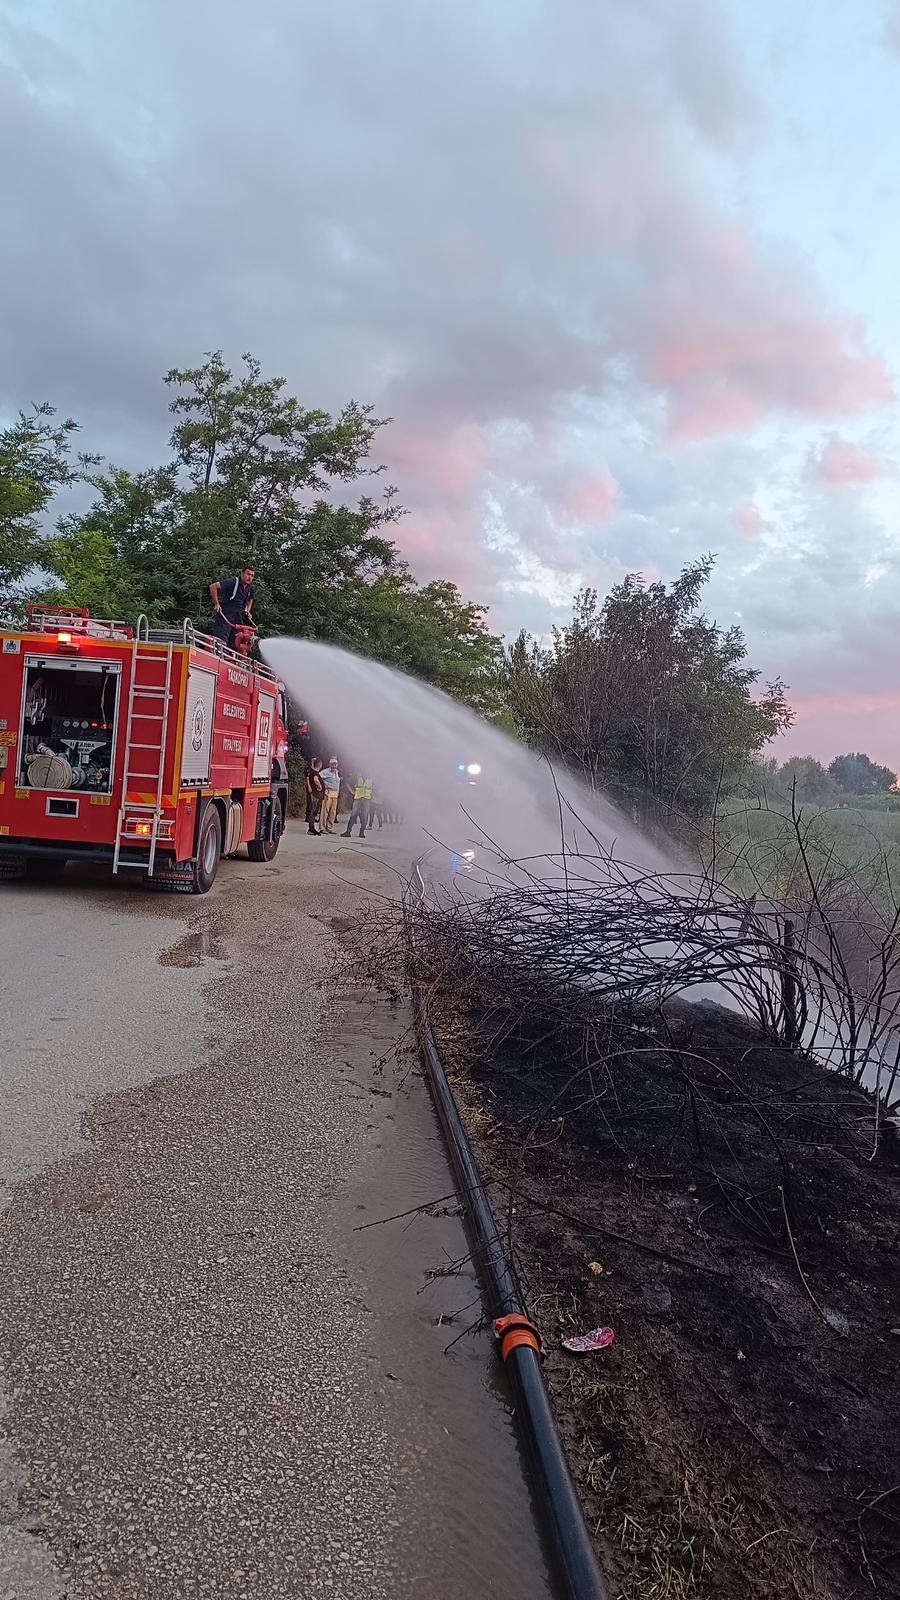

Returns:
209,566,256,647
305,758,325,836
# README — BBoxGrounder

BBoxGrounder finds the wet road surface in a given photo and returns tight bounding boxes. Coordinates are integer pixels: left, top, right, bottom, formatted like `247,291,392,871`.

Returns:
0,828,553,1599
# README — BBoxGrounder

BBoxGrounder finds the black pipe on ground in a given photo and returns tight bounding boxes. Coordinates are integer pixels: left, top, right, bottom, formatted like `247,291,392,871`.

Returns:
413,989,609,1600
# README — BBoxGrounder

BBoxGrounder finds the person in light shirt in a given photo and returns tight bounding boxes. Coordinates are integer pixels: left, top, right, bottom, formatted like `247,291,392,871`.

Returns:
320,757,341,833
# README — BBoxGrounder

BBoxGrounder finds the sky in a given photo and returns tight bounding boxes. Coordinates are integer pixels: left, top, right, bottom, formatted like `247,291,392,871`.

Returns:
1,0,899,770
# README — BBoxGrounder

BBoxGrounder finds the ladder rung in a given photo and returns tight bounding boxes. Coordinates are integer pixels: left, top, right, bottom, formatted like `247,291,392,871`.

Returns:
114,636,173,881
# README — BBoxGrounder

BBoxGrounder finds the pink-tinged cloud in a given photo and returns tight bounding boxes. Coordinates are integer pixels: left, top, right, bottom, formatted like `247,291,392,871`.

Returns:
398,508,505,598
734,501,764,537
812,435,891,486
386,422,489,499
559,470,619,523
780,693,899,775
653,310,893,442
789,690,900,719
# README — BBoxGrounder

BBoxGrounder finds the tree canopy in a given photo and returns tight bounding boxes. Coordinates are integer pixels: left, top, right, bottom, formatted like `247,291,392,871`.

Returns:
9,352,504,715
829,751,896,796
2,361,807,796
506,557,793,822
0,405,89,596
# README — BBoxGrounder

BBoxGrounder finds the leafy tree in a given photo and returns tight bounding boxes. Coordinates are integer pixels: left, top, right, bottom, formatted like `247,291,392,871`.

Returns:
38,353,404,630
829,751,896,795
41,466,181,621
0,405,89,600
27,353,504,715
776,756,837,804
506,557,793,821
347,573,504,715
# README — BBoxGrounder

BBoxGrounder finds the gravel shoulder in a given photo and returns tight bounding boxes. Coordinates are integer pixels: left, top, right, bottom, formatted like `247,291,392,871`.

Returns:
0,830,551,1600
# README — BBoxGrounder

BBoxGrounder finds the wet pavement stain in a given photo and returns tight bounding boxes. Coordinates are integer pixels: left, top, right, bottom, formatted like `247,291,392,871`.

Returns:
158,927,227,967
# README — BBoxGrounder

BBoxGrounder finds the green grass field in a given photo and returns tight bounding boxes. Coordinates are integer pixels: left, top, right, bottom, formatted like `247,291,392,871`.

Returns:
713,801,900,926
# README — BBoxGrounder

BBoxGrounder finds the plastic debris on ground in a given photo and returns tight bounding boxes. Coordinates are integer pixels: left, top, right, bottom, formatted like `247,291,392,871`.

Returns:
561,1326,615,1354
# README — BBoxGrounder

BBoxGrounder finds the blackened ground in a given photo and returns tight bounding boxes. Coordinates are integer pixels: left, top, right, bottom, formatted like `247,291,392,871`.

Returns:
429,985,900,1600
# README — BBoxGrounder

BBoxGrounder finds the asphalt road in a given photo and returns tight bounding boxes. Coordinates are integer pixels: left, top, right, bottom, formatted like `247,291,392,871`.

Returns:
0,828,551,1600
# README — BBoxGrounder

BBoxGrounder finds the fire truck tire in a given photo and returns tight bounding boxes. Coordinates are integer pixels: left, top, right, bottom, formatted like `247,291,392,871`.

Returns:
192,807,222,894
248,795,284,862
25,857,67,882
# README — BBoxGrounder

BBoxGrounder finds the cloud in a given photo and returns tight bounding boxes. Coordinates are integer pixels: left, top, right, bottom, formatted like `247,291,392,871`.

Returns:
734,501,764,536
790,690,900,718
0,0,896,748
385,424,489,501
556,472,620,524
810,434,893,486
1,3,890,442
778,699,899,775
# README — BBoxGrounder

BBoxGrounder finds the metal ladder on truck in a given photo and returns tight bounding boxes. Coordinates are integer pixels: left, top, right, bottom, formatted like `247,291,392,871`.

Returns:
112,620,174,877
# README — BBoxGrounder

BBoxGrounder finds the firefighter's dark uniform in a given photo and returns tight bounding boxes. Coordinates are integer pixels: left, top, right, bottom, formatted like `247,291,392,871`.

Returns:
212,575,255,647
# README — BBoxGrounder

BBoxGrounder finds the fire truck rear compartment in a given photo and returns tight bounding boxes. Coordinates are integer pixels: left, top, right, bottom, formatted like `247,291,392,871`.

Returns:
20,658,120,794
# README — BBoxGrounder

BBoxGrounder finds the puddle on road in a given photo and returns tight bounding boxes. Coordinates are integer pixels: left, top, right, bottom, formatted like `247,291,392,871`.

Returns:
328,987,554,1600
158,926,228,967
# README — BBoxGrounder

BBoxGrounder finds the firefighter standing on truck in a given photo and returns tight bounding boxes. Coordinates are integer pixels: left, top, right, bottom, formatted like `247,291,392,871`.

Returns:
209,565,256,647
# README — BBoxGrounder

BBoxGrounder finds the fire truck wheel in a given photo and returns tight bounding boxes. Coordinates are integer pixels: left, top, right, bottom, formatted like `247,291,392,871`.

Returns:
25,857,67,882
192,807,222,894
248,795,284,863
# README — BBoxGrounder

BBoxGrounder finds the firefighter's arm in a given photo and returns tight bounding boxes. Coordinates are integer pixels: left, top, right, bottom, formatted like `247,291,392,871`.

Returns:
209,580,222,614
245,595,254,619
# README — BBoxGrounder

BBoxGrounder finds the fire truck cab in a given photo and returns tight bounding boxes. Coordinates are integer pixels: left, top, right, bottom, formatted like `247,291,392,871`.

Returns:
0,608,290,893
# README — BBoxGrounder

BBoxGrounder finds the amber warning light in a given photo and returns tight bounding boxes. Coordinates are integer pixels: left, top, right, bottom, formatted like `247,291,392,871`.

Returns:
57,631,72,643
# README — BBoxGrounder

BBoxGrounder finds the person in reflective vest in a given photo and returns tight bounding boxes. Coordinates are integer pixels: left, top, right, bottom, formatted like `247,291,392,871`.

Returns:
342,776,373,840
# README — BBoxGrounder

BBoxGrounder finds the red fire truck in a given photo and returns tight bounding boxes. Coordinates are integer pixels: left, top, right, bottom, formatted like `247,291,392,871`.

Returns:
0,608,290,893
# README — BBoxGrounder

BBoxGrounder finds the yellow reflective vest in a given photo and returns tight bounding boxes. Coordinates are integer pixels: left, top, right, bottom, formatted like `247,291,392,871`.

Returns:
353,777,373,801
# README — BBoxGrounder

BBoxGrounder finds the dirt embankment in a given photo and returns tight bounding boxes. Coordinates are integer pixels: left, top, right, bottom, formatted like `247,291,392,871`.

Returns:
430,987,900,1600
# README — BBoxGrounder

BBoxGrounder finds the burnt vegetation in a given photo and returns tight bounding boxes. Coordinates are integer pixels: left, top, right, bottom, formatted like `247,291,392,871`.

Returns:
408,829,900,1600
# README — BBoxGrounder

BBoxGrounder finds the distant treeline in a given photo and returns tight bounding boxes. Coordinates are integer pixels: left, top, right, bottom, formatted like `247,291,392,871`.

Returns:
749,751,897,807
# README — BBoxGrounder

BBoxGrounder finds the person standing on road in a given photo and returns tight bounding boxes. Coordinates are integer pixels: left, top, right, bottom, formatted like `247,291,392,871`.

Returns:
370,784,385,831
320,758,341,833
209,565,256,648
342,776,373,840
305,758,325,836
